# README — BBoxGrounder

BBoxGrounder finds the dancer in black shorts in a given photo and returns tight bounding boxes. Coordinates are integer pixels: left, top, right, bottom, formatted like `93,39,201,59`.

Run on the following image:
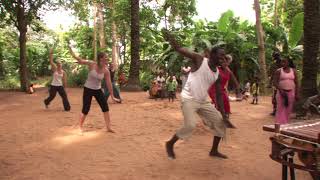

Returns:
44,48,71,111
69,46,120,133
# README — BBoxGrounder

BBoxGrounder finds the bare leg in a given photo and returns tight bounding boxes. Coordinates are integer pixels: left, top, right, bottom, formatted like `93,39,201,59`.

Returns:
78,113,87,133
103,112,115,133
209,136,228,159
166,134,179,159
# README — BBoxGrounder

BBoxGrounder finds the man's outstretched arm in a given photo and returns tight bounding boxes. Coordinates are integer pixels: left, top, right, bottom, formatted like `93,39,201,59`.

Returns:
162,29,203,64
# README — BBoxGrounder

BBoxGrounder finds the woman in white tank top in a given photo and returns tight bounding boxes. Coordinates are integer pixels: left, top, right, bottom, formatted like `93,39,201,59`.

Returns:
69,45,120,134
44,48,71,111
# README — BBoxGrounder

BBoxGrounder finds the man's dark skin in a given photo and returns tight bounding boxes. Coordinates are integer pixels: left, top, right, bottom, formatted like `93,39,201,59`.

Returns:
162,29,235,160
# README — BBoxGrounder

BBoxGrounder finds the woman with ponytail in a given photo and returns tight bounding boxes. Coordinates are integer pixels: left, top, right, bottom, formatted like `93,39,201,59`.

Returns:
69,46,120,133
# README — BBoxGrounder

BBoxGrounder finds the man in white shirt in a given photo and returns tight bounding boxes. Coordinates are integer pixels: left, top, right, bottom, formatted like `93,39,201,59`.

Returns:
162,29,235,160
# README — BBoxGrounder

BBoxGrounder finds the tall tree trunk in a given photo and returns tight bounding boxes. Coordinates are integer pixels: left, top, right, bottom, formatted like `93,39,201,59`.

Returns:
0,49,4,79
93,3,98,61
301,0,320,98
110,0,118,67
254,0,267,94
17,2,28,91
124,0,141,91
122,34,126,65
97,2,106,49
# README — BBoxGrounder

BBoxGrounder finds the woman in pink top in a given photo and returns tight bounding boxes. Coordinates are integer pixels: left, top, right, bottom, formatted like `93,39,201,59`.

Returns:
273,58,299,124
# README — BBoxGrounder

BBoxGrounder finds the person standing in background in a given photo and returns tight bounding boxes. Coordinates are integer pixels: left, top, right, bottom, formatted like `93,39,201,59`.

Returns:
273,57,299,124
104,62,122,103
268,52,282,116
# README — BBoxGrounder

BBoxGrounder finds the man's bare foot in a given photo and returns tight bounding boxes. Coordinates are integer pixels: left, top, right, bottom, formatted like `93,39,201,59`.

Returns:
106,128,115,133
209,151,228,159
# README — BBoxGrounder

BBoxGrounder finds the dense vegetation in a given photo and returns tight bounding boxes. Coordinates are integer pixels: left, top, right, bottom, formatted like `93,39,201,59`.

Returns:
0,0,318,97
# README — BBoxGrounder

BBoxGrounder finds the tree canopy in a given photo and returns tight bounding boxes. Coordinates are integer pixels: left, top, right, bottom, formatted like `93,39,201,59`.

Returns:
0,0,318,96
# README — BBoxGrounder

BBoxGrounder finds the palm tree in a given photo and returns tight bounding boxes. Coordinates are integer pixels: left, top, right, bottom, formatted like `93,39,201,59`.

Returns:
301,0,320,98
125,0,141,91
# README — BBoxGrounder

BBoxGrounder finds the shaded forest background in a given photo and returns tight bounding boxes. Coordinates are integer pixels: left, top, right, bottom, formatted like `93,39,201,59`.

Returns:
0,0,319,98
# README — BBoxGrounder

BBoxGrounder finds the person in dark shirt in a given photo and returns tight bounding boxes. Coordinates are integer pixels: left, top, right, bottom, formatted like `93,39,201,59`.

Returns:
268,52,282,116
104,62,122,103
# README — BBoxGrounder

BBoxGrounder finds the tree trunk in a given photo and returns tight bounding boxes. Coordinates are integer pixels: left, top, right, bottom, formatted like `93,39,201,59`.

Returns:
97,2,106,49
111,0,118,67
301,0,320,98
122,31,126,65
93,3,98,61
17,3,28,91
124,0,141,91
0,49,4,79
254,0,267,94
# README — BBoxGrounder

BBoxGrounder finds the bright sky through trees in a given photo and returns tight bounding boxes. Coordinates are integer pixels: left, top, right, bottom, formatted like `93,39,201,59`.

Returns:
196,0,255,22
43,0,255,31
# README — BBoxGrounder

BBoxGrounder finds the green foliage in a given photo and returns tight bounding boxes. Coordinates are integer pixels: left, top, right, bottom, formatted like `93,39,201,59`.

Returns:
61,0,91,22
67,66,89,87
0,26,19,78
288,12,304,48
66,25,95,59
218,10,234,32
280,0,304,29
161,0,197,28
0,76,20,89
139,71,154,91
0,1,310,91
27,41,51,79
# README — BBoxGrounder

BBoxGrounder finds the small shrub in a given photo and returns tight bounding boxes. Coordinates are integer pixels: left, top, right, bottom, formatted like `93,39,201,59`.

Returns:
140,71,153,91
68,67,88,87
0,76,20,89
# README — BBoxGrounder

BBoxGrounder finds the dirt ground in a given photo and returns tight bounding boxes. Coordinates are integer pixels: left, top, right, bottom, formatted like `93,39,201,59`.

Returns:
0,88,313,180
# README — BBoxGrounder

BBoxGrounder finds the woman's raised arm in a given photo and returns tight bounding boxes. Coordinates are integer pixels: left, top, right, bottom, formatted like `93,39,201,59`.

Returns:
49,48,56,71
68,45,94,66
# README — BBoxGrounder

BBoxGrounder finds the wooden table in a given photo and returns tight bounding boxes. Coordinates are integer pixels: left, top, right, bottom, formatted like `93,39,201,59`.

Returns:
263,120,320,180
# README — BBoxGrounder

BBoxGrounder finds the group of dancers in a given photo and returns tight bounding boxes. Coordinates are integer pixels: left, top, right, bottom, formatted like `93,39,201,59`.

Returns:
43,46,121,133
41,29,301,160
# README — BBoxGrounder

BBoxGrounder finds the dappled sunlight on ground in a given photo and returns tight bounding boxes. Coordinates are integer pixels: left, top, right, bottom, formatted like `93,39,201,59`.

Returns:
53,129,103,147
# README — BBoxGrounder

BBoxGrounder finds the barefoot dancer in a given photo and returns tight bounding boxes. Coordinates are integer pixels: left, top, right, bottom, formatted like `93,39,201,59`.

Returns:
162,29,235,159
44,48,71,111
68,46,119,133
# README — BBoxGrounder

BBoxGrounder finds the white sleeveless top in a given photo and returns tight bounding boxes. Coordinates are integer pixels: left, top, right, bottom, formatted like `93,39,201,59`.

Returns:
84,69,104,90
51,71,63,86
181,58,219,101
